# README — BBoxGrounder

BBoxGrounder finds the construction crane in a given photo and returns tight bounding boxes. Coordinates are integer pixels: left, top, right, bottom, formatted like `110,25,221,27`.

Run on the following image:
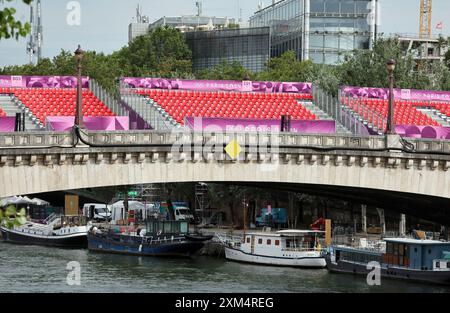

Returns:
419,0,433,39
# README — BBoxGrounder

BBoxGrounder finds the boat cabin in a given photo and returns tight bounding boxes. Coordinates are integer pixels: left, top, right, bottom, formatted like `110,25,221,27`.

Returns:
145,220,189,236
383,238,450,271
241,230,324,256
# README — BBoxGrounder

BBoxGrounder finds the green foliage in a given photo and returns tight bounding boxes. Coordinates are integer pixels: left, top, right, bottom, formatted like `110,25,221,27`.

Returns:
256,51,316,82
445,50,450,70
0,0,32,40
117,26,193,77
1,26,194,93
197,60,251,81
0,205,27,229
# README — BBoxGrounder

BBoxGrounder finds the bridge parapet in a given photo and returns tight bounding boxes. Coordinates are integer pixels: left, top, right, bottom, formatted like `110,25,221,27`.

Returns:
0,131,449,154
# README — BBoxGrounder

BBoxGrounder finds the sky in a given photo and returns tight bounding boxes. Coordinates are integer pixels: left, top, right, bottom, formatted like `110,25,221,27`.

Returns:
0,0,449,67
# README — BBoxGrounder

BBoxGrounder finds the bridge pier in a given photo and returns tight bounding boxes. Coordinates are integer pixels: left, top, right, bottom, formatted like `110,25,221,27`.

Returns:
361,205,367,234
400,214,406,237
376,208,386,236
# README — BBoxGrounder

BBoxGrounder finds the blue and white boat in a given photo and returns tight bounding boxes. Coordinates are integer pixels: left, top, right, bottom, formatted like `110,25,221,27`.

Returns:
326,237,450,285
87,220,212,258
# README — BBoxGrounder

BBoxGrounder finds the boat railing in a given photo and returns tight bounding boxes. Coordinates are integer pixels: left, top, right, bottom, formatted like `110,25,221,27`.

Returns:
44,213,62,226
215,232,243,246
282,247,324,253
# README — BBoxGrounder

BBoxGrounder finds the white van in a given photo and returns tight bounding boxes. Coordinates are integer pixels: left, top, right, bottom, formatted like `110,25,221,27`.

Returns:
83,203,111,222
172,202,195,222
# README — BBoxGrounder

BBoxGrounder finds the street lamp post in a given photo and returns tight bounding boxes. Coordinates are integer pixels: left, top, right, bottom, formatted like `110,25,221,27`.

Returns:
386,59,396,134
74,45,84,128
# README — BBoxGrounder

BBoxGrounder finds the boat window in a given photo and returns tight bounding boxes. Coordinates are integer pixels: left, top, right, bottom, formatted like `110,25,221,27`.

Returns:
267,239,272,245
387,243,393,254
436,262,441,269
275,240,280,246
246,237,251,243
429,249,432,255
414,248,418,253
447,262,450,269
394,244,399,256
258,238,263,245
399,244,404,256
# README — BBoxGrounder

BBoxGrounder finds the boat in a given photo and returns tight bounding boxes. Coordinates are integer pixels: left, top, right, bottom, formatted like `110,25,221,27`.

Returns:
87,219,212,258
217,230,327,268
0,214,89,249
326,237,450,285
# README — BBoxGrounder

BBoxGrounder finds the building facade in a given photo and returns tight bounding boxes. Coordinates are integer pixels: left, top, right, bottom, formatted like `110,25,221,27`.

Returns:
185,27,271,73
249,0,378,64
129,22,150,43
150,16,236,32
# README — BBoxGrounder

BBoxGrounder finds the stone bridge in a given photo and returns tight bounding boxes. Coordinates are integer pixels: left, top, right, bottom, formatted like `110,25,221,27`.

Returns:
1,130,450,223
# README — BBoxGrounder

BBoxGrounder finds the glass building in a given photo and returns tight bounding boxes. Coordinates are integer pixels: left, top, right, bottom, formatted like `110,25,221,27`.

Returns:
249,0,379,64
185,27,271,73
150,16,236,31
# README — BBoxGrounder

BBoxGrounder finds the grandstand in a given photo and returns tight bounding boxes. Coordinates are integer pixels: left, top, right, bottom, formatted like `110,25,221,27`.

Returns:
135,89,316,125
343,98,441,129
1,75,450,137
0,86,114,129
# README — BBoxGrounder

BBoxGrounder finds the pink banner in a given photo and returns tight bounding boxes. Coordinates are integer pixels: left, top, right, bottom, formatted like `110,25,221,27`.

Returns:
0,76,90,89
46,117,130,131
396,125,450,140
184,117,336,134
122,77,312,94
0,117,16,132
342,86,450,102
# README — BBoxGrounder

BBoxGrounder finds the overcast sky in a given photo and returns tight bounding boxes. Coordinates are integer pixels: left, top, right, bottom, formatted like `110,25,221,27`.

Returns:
0,0,449,67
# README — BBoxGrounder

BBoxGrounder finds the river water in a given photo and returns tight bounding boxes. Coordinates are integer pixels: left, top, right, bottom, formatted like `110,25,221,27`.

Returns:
0,242,449,293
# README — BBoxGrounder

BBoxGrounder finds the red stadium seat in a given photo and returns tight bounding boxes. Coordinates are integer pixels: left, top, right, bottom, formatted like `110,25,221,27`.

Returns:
10,88,114,124
341,97,442,129
140,89,317,125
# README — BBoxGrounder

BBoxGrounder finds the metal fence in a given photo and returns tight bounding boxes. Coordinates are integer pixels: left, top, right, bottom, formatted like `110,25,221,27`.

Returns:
89,80,126,117
119,81,174,131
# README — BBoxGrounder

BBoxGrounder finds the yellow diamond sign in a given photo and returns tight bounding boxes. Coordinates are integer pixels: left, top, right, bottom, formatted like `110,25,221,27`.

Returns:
225,139,242,159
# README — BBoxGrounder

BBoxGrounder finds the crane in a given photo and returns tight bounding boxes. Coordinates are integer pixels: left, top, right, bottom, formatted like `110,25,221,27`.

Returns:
419,0,433,39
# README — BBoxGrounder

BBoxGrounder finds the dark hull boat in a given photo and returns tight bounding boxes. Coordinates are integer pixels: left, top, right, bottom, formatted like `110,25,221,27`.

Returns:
88,232,209,257
0,216,89,249
326,256,450,286
326,238,450,286
87,220,212,258
0,227,88,249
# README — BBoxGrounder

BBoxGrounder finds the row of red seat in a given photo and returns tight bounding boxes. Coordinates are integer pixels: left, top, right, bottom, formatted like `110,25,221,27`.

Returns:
0,88,114,124
136,89,314,101
0,107,6,117
138,89,316,124
343,98,441,127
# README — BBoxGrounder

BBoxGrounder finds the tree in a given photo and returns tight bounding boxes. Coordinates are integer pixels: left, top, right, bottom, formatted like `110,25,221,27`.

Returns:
333,37,450,92
117,26,193,77
445,50,450,70
256,50,316,82
0,0,32,40
197,60,251,81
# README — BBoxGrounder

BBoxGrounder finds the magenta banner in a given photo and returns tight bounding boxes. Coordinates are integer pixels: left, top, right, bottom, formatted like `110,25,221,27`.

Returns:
46,116,129,132
184,117,336,134
122,78,312,94
342,86,450,102
0,76,90,89
0,117,16,132
396,125,450,140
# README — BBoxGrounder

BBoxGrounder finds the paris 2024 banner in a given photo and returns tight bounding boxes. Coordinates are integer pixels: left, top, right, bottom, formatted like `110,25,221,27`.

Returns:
122,77,312,94
0,75,90,89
